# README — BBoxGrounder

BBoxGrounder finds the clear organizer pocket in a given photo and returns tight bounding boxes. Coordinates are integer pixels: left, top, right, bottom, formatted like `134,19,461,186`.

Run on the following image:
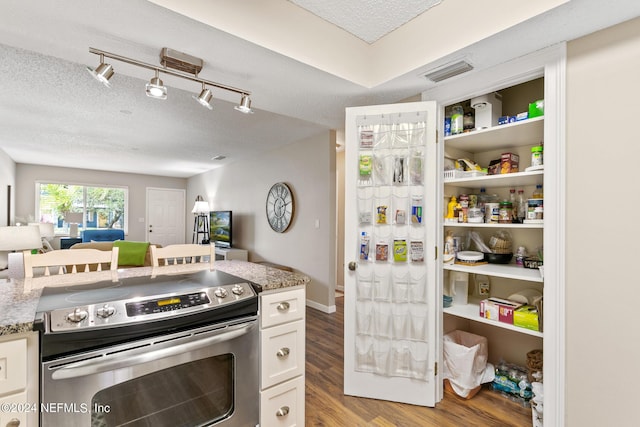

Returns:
392,186,410,225
409,121,427,147
372,151,392,186
410,303,428,341
409,265,428,303
389,340,429,381
391,265,410,302
392,122,411,148
409,227,426,263
354,334,375,373
355,300,374,335
372,226,391,263
373,124,392,149
372,264,392,301
357,187,374,224
391,153,409,185
356,264,373,300
391,303,411,340
373,186,392,225
409,148,425,186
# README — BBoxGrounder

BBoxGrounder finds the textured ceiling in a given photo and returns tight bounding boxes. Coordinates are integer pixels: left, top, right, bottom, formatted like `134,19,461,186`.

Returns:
289,0,442,43
0,0,639,178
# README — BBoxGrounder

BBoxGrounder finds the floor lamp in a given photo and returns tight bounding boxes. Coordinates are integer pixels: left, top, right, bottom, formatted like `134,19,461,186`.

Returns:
192,196,210,244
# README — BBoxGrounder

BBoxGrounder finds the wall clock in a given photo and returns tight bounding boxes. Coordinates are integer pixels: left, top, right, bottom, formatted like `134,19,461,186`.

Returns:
266,182,294,233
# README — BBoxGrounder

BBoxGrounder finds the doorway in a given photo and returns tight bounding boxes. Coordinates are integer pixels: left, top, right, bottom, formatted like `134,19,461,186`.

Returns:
146,187,186,246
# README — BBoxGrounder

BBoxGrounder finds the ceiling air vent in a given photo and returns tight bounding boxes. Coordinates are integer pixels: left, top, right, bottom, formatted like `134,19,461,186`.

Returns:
423,60,474,83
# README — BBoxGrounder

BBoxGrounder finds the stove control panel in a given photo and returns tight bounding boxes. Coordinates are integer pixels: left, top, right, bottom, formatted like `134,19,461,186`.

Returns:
47,282,256,332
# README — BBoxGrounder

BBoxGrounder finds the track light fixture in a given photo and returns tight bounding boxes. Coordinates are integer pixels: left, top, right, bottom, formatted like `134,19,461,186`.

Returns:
86,53,114,88
234,94,254,114
88,47,253,113
192,82,213,110
146,69,167,100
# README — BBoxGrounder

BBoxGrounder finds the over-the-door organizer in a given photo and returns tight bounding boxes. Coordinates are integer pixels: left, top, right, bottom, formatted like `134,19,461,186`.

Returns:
355,112,430,381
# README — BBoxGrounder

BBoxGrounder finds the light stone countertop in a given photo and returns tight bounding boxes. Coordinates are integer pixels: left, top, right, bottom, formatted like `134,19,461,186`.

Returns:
0,260,309,336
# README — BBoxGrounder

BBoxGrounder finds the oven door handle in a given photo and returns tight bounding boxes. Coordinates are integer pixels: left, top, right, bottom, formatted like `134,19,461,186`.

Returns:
50,321,255,380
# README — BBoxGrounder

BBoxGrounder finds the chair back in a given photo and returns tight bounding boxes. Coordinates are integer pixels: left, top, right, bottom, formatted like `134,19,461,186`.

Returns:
150,244,214,268
23,248,119,278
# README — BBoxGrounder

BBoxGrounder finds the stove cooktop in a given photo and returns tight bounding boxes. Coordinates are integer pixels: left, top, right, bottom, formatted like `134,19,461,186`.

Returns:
35,269,259,359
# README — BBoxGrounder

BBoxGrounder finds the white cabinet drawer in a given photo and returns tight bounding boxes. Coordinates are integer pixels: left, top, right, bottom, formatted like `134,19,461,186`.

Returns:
261,320,305,389
0,338,27,396
260,376,305,427
0,391,28,427
261,288,305,329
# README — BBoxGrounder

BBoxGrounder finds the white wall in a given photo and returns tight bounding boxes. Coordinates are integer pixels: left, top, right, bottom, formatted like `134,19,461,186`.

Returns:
0,148,16,226
565,17,640,425
15,164,187,241
188,131,337,311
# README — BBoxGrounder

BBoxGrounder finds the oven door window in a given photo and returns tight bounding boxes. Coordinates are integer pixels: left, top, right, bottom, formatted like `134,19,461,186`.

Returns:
91,354,233,427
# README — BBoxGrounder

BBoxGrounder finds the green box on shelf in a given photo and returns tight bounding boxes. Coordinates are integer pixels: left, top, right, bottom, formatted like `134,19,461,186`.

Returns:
528,99,544,118
514,305,540,331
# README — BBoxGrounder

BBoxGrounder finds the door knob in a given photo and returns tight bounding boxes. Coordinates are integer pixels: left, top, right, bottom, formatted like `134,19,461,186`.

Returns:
348,261,357,271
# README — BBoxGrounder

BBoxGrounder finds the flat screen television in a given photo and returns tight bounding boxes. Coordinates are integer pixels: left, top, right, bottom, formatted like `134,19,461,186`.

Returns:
210,210,232,248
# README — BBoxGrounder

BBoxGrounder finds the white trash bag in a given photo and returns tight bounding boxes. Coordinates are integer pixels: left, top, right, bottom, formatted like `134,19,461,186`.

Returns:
443,330,495,398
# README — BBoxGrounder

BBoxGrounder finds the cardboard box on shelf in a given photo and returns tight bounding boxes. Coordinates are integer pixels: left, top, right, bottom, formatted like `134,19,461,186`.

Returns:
480,297,523,324
514,305,540,331
500,152,519,174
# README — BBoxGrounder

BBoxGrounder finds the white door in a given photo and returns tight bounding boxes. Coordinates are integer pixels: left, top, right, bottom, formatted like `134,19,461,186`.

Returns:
344,101,440,406
146,188,186,246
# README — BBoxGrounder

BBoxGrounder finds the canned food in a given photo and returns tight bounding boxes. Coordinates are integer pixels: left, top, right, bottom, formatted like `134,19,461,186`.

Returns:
499,201,513,224
485,203,500,224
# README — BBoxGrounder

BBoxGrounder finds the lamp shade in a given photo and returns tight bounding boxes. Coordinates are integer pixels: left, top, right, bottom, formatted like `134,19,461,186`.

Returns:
191,196,210,214
0,225,43,251
64,212,83,224
29,222,55,239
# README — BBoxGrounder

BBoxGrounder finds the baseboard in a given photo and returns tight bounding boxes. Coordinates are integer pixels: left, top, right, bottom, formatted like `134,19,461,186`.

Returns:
306,298,336,314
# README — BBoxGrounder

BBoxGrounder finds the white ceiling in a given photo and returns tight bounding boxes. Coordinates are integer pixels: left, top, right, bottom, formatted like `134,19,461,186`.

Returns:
0,0,639,178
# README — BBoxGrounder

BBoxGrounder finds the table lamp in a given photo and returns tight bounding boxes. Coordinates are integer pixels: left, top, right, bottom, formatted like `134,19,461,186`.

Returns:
0,225,43,278
28,222,55,251
64,212,83,238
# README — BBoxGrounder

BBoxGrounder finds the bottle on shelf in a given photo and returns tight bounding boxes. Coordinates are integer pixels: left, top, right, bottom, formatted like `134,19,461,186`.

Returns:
517,189,526,222
509,188,517,222
451,105,464,135
533,184,543,199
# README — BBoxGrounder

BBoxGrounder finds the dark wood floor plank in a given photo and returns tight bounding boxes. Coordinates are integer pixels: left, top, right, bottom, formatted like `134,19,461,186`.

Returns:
305,296,532,426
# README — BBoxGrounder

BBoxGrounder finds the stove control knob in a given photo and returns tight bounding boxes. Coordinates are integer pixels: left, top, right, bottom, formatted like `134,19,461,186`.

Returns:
231,284,244,295
97,304,116,318
214,287,228,298
67,308,88,323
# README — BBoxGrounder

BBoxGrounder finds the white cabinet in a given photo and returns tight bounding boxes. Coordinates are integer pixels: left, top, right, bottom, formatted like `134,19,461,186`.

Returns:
260,286,305,427
0,332,39,427
214,247,248,261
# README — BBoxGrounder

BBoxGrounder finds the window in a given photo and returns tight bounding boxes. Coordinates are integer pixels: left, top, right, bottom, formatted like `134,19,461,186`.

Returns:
36,182,128,235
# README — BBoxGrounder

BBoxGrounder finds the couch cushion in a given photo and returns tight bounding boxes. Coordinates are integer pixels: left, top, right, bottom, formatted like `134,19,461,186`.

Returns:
82,229,125,242
113,241,149,267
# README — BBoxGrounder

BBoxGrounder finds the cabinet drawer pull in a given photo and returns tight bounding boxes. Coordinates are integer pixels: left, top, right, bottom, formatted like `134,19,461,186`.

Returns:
276,301,290,312
276,406,290,417
276,347,290,358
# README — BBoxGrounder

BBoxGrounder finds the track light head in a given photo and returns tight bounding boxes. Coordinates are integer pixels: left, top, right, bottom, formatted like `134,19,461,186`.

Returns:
192,83,213,110
234,94,253,114
87,55,114,88
146,72,167,100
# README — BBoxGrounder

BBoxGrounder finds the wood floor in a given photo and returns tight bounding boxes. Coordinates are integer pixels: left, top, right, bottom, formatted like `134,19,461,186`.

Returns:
305,296,532,426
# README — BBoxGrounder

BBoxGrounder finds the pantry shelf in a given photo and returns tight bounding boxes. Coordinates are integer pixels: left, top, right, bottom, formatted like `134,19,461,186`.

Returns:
444,222,543,229
444,300,543,338
444,116,544,151
444,170,543,189
444,263,543,283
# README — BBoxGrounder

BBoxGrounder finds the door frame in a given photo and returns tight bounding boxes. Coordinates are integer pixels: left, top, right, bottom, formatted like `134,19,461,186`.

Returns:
145,187,186,245
422,43,566,425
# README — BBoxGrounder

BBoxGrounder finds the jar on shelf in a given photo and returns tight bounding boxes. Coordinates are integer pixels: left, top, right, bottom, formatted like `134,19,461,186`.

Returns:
531,145,543,167
498,201,513,224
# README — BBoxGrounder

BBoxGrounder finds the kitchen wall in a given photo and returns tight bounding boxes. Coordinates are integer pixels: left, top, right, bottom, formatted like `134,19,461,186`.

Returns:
566,16,640,426
0,148,16,226
15,164,187,241
188,130,337,311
